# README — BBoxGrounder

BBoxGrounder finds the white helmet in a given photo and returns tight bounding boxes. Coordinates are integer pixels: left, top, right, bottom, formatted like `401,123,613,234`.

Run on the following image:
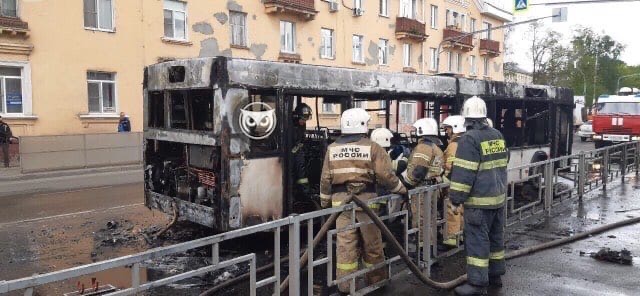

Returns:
486,118,494,127
371,128,393,148
341,108,371,134
619,87,633,95
413,118,439,136
441,115,466,134
462,96,487,119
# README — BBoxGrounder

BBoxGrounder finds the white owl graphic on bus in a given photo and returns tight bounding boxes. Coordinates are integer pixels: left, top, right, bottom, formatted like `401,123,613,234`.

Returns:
239,102,277,140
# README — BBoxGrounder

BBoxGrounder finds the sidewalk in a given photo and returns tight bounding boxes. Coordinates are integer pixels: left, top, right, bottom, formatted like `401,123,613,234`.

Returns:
0,164,143,197
374,176,640,296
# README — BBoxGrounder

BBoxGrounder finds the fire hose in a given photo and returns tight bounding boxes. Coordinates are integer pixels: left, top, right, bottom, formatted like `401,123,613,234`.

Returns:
203,194,640,295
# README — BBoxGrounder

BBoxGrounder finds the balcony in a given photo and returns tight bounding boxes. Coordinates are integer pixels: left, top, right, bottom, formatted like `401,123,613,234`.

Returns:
480,39,500,56
264,0,318,20
0,16,29,36
442,27,473,51
395,17,428,42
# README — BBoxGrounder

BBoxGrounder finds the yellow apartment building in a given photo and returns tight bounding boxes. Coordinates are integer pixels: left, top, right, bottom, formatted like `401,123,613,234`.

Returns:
0,0,511,136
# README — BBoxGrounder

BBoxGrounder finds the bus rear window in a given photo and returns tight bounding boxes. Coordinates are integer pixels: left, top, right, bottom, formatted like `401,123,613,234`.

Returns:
595,102,640,115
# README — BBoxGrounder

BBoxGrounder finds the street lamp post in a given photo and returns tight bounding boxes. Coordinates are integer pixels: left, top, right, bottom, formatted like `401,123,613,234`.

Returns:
574,60,586,96
616,73,640,92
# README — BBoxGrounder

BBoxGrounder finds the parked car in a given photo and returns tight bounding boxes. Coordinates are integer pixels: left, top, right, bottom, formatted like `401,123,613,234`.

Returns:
577,120,594,142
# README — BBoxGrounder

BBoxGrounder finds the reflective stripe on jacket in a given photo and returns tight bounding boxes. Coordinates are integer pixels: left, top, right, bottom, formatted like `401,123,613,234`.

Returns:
320,135,404,205
449,125,508,209
404,138,444,188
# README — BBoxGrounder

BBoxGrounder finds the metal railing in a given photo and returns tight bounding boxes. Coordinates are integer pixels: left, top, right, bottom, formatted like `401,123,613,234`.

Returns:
1,141,638,296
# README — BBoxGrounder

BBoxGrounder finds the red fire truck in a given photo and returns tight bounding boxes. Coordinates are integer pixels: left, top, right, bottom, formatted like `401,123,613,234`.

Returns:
592,87,640,148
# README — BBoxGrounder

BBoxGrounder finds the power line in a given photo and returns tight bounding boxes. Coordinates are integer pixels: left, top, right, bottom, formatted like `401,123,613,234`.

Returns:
530,0,640,6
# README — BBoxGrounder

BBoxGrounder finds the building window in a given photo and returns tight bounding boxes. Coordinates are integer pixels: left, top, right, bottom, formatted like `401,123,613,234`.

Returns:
320,28,334,59
470,18,476,33
403,44,411,67
0,67,22,114
470,55,477,75
322,103,335,113
429,48,437,71
280,21,296,53
482,21,492,39
83,0,114,31
1,0,17,17
87,72,116,114
460,14,466,32
353,35,364,63
456,53,462,73
164,0,187,40
430,5,438,29
378,39,389,65
399,101,417,124
400,0,416,19
353,100,366,109
483,57,489,76
447,52,453,72
230,11,247,47
379,0,388,16
354,0,362,10
379,100,387,113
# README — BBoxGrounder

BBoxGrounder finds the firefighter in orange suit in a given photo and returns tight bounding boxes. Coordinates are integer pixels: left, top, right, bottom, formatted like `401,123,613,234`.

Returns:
441,115,467,247
319,108,407,293
400,118,445,235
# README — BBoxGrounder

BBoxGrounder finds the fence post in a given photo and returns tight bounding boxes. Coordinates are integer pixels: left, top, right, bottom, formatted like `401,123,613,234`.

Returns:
422,189,433,275
634,142,640,177
621,144,628,183
602,148,609,191
288,215,301,296
578,152,586,200
544,161,554,214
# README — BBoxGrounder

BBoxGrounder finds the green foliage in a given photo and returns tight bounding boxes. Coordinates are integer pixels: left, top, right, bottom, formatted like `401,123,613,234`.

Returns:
528,24,636,107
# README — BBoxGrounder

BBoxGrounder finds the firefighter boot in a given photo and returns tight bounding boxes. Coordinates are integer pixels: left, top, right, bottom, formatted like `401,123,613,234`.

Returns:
489,276,503,288
454,283,487,296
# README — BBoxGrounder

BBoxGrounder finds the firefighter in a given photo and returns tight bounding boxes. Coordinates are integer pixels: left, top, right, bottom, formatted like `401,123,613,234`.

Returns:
450,96,508,296
320,108,407,293
371,128,408,176
441,115,466,247
400,118,444,234
292,103,313,199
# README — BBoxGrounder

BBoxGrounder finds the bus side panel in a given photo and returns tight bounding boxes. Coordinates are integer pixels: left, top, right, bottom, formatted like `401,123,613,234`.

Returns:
231,157,284,228
507,146,551,182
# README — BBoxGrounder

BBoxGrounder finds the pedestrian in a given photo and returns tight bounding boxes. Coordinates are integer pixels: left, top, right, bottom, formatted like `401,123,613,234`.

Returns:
320,108,407,293
118,112,131,132
399,118,444,247
0,115,14,168
450,96,509,296
440,115,467,248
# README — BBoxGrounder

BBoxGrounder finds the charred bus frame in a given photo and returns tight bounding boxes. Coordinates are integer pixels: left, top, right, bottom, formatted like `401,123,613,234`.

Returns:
143,57,573,231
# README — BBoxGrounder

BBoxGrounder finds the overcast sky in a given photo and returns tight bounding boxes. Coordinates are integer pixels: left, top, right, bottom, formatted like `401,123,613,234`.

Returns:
498,0,640,71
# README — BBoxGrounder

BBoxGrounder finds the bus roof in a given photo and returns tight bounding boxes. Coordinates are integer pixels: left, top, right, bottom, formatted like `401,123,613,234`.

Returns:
145,57,573,104
597,95,640,103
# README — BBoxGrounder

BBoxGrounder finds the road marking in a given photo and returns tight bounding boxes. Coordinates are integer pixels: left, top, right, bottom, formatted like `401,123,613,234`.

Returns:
0,203,144,228
33,185,120,197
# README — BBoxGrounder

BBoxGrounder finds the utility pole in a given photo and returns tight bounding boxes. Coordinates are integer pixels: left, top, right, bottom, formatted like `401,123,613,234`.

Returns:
574,60,586,96
593,50,598,104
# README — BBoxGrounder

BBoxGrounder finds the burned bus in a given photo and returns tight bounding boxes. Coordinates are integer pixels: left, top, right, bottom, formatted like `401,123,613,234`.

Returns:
143,57,573,231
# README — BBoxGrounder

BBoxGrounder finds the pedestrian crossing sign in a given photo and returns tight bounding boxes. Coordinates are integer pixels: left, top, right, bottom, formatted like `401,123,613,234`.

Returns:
514,0,528,12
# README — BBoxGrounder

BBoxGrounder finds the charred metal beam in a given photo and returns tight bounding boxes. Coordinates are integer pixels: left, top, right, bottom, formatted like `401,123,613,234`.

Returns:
145,191,217,229
144,128,217,146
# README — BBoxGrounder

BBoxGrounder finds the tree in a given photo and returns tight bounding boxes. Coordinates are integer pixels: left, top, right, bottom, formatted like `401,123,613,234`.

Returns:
570,27,626,106
526,22,570,86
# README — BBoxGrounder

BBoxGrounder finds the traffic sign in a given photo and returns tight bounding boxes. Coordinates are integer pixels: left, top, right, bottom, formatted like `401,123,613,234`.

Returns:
515,0,528,12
